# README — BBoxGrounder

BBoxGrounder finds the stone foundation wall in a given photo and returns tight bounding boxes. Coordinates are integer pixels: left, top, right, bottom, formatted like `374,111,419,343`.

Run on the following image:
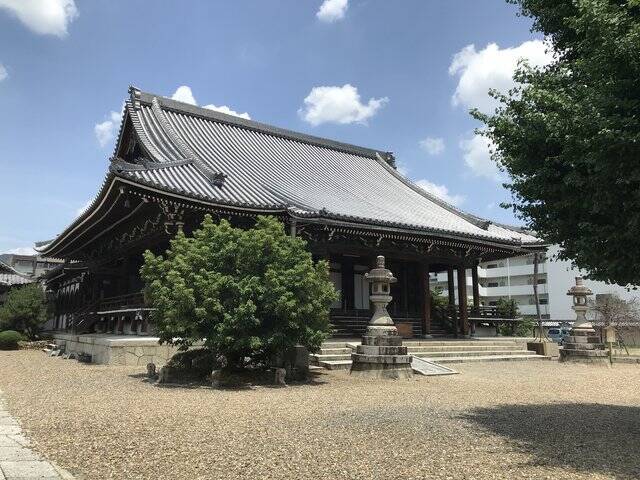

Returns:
52,333,181,366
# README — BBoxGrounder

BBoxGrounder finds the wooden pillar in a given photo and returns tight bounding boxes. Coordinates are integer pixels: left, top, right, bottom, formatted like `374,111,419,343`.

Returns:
471,263,480,336
401,261,408,318
457,266,469,336
420,263,431,337
447,267,455,306
471,263,480,312
341,257,354,311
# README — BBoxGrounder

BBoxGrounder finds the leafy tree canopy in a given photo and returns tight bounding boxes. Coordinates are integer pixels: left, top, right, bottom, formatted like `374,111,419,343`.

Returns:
0,283,48,339
141,215,338,368
474,0,640,285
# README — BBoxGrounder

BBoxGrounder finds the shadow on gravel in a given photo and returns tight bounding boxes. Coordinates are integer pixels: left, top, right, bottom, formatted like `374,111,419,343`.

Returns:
463,403,640,479
128,370,329,391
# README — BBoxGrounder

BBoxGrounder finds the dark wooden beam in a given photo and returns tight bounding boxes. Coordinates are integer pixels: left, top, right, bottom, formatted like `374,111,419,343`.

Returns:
471,263,480,311
471,262,480,336
420,262,431,337
340,256,355,311
447,267,455,307
457,266,469,336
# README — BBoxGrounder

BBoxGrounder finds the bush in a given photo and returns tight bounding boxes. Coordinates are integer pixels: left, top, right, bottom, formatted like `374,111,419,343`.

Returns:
141,215,338,370
0,330,25,350
164,348,220,381
0,284,48,339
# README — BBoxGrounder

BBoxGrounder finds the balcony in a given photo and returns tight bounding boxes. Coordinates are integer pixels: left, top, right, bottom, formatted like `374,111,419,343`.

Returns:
481,263,546,278
481,284,548,297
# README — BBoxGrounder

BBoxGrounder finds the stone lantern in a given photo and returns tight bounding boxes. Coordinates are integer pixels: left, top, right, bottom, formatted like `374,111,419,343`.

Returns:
568,276,592,331
559,277,607,364
350,256,413,378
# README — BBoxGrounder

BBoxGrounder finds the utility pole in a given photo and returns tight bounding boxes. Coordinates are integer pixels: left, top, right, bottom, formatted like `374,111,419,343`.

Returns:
532,251,543,340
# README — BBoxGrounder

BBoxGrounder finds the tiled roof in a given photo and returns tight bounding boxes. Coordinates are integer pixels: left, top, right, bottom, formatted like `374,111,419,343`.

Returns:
0,261,33,287
108,87,540,246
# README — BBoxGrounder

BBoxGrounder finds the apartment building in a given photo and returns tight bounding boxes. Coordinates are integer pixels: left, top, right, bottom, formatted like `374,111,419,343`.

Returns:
0,254,62,279
431,245,638,321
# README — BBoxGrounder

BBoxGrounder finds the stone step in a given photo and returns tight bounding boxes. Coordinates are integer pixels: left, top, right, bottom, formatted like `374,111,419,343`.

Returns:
413,350,536,358
317,359,352,370
319,347,352,355
405,344,525,353
403,340,522,347
316,354,548,370
311,354,352,362
321,342,352,348
428,354,550,364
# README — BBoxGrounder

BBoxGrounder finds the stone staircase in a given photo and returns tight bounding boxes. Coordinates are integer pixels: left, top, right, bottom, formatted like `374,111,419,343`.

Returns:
310,339,550,370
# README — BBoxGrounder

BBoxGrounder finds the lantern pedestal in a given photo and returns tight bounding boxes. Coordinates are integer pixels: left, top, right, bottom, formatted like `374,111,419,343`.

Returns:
350,256,413,379
559,277,608,365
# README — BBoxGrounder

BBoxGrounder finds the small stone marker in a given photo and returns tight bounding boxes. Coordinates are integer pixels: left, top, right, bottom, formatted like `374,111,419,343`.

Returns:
146,362,157,379
274,367,287,386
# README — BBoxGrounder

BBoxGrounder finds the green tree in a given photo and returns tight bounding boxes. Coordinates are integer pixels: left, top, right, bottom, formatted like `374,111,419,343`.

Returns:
473,0,640,285
496,298,519,319
0,284,48,339
141,215,338,369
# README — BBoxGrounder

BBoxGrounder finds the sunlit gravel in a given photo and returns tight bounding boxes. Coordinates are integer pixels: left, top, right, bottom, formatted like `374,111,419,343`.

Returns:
0,350,638,479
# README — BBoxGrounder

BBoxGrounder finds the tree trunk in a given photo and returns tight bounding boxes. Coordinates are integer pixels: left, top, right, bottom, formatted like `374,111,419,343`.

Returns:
533,252,543,340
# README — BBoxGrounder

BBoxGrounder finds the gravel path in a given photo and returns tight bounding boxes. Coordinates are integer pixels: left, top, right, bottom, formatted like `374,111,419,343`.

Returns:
0,350,638,480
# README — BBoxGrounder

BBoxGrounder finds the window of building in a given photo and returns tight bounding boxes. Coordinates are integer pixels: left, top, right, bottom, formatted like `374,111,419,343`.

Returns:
539,298,548,304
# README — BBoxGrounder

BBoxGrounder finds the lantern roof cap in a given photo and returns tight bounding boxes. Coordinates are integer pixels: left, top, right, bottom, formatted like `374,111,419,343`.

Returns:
567,276,593,296
365,255,397,283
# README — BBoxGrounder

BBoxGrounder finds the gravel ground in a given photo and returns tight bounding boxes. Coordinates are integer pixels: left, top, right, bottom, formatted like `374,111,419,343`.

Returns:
0,350,638,480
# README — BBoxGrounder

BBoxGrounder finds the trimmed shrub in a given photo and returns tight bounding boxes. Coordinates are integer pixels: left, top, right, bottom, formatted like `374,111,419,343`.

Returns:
163,348,221,382
142,215,337,369
0,330,25,350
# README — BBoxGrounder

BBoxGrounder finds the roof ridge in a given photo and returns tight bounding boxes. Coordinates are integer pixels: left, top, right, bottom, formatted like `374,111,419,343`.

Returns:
128,86,394,162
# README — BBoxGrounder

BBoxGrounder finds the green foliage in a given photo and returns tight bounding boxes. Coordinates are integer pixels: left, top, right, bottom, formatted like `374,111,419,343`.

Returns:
498,318,535,337
430,286,449,310
430,286,457,334
0,284,48,339
0,330,25,350
473,0,640,285
141,215,338,369
165,348,220,381
496,298,519,319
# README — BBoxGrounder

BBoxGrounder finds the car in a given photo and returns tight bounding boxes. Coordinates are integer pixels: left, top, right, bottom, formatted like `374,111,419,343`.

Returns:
547,327,571,344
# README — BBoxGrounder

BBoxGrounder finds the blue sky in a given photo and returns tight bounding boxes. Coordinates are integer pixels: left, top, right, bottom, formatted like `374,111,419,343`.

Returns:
0,0,549,254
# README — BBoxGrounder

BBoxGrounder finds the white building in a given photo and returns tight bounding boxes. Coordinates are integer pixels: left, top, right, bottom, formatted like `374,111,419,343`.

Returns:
431,245,638,321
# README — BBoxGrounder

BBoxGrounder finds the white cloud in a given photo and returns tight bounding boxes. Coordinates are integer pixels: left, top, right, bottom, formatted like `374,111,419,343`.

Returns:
317,0,348,22
460,134,503,181
395,161,409,177
0,0,78,37
171,86,251,119
0,64,7,81
419,136,445,156
171,85,197,105
94,110,122,148
299,84,388,126
449,40,552,114
8,246,36,256
415,179,465,206
203,104,251,120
